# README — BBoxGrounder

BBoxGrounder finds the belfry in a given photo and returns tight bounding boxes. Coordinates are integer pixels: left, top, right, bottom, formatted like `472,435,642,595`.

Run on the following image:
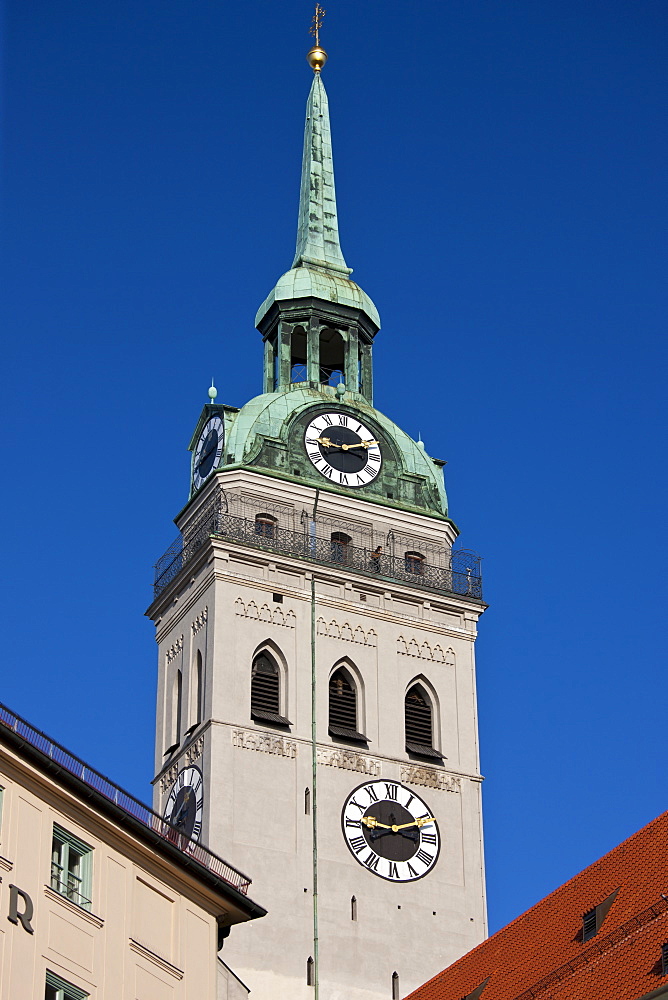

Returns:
148,21,487,1000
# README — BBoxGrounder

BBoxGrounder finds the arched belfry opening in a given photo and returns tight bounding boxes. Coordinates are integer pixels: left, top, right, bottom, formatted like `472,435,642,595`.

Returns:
261,315,375,402
290,325,308,384
319,327,345,386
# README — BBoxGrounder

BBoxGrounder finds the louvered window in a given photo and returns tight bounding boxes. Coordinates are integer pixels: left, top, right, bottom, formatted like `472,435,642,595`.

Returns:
251,653,289,726
405,684,442,759
582,907,597,941
583,890,618,941
255,514,277,539
329,668,366,742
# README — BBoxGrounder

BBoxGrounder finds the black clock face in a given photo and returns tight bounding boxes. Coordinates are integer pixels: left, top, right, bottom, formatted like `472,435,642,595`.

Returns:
304,412,382,487
341,779,439,882
163,766,203,843
193,415,224,490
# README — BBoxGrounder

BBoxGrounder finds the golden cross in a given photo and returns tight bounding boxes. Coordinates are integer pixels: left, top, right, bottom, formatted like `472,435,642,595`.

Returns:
309,4,326,48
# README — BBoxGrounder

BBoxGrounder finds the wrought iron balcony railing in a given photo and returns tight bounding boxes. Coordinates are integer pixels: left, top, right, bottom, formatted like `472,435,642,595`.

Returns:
154,494,482,602
0,703,252,895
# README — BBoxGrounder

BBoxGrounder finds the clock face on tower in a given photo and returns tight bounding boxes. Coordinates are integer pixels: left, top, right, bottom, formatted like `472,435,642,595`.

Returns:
304,411,382,487
341,779,440,882
163,765,204,843
192,414,224,491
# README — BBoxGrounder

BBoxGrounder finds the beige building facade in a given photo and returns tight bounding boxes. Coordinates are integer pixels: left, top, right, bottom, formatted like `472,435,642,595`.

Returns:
0,702,265,999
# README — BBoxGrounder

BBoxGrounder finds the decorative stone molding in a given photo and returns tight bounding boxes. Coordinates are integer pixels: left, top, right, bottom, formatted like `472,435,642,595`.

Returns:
129,939,184,980
400,764,461,793
397,636,454,664
232,729,297,758
160,761,179,793
191,607,208,634
317,747,381,776
185,735,204,765
165,636,183,663
160,736,205,792
316,617,377,646
234,598,296,629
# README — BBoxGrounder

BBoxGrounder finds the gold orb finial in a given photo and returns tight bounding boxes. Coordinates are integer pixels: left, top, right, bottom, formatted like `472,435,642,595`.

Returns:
307,45,328,72
308,4,327,72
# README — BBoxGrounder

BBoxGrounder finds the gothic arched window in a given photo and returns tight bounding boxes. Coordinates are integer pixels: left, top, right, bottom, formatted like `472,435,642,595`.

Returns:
329,667,366,742
405,683,441,759
251,652,290,727
331,531,351,564
193,649,203,725
255,513,277,539
175,669,183,744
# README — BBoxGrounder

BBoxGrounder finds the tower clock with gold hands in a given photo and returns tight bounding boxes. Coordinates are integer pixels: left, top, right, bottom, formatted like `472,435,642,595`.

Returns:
341,779,440,882
304,411,382,486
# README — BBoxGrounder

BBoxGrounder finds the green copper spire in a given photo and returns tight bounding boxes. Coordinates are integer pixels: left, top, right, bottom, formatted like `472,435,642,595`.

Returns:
292,72,351,276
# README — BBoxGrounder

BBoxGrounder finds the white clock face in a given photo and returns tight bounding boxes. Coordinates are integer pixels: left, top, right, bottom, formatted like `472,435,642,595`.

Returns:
193,415,224,490
304,411,382,487
163,765,204,843
341,779,440,882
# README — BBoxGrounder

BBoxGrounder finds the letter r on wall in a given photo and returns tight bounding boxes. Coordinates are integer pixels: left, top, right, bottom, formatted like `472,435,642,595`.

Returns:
8,884,34,934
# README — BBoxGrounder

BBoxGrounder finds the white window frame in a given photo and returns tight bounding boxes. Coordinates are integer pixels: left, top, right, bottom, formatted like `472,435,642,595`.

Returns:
50,824,93,911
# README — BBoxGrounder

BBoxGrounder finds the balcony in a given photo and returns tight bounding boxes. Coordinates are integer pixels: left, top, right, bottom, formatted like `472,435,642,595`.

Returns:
154,492,482,602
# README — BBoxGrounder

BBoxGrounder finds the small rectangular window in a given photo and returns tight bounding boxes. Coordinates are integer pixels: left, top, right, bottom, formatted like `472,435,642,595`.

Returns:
272,593,284,603
45,969,89,1000
51,825,93,911
582,907,597,941
662,942,668,976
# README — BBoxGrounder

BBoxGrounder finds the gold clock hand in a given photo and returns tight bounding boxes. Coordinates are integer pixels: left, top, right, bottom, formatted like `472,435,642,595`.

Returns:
361,816,392,830
338,440,380,451
393,816,436,831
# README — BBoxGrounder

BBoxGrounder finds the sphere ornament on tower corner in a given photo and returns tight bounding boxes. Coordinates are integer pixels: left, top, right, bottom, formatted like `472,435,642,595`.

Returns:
192,413,224,491
341,779,440,882
304,411,382,486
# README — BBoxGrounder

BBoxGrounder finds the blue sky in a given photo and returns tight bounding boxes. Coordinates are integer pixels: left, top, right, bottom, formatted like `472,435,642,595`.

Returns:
2,1,667,935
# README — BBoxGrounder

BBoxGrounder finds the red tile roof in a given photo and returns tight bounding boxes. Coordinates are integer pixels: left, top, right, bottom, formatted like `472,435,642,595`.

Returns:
406,811,668,1000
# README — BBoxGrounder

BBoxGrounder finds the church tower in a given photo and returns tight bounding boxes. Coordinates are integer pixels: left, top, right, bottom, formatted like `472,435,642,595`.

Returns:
147,33,487,1000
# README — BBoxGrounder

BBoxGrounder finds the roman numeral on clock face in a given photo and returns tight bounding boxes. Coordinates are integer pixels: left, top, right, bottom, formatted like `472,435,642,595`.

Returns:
416,849,434,866
384,783,399,800
363,851,380,872
349,836,366,854
388,862,400,879
421,832,437,846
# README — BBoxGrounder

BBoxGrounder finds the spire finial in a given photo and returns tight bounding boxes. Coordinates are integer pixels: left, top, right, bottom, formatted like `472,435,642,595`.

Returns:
307,4,327,72
208,378,218,403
